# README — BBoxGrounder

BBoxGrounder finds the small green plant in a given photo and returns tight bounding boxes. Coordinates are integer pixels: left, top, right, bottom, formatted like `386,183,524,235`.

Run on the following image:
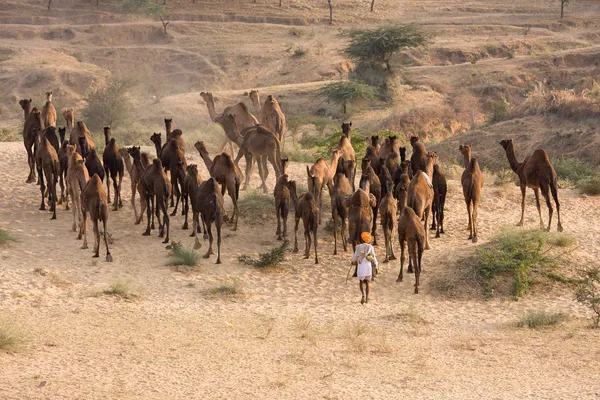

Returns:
577,173,600,195
574,267,600,328
238,190,275,222
209,278,244,296
516,310,567,328
546,233,577,248
103,282,132,298
185,281,196,288
494,168,516,186
120,0,165,15
0,128,20,142
238,242,287,268
552,158,594,185
507,49,516,59
491,100,509,122
0,321,20,350
167,241,200,267
316,81,375,114
0,229,15,245
82,75,136,132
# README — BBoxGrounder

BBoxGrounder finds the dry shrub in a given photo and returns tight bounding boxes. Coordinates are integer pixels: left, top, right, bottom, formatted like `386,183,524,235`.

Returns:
384,104,459,139
549,89,600,118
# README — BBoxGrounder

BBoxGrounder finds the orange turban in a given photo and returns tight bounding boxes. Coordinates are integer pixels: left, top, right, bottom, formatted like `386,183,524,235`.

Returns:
361,232,372,243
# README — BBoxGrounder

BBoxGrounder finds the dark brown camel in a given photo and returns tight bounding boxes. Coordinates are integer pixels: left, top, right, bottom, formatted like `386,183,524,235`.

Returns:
125,146,151,225
57,127,68,205
22,106,43,183
293,191,319,264
181,163,203,232
410,136,428,174
383,136,402,177
82,137,105,184
459,144,485,243
102,127,124,210
327,172,353,255
35,135,59,220
393,160,413,187
378,164,393,198
141,159,171,243
274,157,296,241
364,135,382,176
81,174,113,262
360,158,382,246
150,132,185,211
396,207,425,294
344,175,377,252
192,177,224,264
407,152,436,250
431,163,447,238
499,139,562,232
195,140,240,231
379,180,397,262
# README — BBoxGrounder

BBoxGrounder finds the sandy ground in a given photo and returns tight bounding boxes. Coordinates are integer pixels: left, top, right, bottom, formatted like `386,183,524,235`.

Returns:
1,141,599,399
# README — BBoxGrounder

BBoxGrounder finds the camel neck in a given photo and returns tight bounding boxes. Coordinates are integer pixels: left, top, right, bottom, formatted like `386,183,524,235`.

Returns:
23,108,30,120
462,151,471,169
122,154,133,173
504,144,521,172
199,151,214,172
251,96,261,117
104,133,111,147
205,98,218,122
153,140,162,158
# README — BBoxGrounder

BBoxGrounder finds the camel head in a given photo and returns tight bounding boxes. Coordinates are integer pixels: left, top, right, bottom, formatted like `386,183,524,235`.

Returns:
186,163,198,176
389,135,398,146
199,91,213,104
58,127,66,142
459,144,472,156
359,174,371,194
287,179,298,203
385,180,395,194
361,157,372,173
428,151,439,164
280,157,289,174
399,146,406,160
60,139,68,150
401,160,410,174
341,122,352,137
31,109,43,126
499,139,512,150
164,118,173,130
63,108,74,120
370,135,379,147
194,140,207,154
127,146,141,160
410,136,419,145
150,132,161,145
19,98,32,112
67,144,77,156
249,90,259,103
45,91,53,102
266,95,275,105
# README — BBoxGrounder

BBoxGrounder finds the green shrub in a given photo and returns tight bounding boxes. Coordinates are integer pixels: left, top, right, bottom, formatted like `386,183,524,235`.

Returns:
316,81,375,114
0,128,20,142
577,173,600,195
103,282,133,297
238,242,287,268
167,242,200,267
293,48,308,57
491,100,508,122
209,278,244,296
574,267,600,328
0,229,15,245
552,158,594,184
493,168,516,186
120,0,165,14
82,75,136,132
546,233,577,248
516,310,567,328
238,190,275,223
289,28,305,37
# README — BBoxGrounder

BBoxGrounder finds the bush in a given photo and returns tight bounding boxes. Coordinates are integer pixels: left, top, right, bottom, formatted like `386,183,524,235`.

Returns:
0,229,15,245
82,75,136,132
209,278,244,296
316,81,375,114
0,128,20,142
552,158,594,184
238,242,287,268
493,168,517,186
300,126,370,161
238,190,275,223
491,100,509,122
120,0,165,15
0,320,20,350
103,282,135,298
516,310,567,328
574,267,600,328
546,233,577,248
167,241,200,267
577,173,600,195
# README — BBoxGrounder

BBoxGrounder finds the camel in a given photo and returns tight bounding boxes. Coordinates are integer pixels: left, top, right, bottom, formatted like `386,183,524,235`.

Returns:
431,164,447,238
141,159,171,243
379,180,397,262
41,91,57,128
394,160,413,187
407,151,436,250
293,191,319,264
410,136,428,174
249,90,287,142
82,138,105,183
230,117,282,192
57,128,68,204
344,175,377,252
327,172,353,255
307,149,342,224
394,173,410,214
19,98,31,121
360,158,382,246
200,91,258,154
459,144,484,242
125,146,151,225
150,132,186,212
70,121,95,155
35,135,59,220
396,206,425,294
364,135,382,176
63,108,74,130
165,118,185,150
195,141,241,231
41,126,59,153
102,127,124,210
181,163,204,232
68,157,89,238
333,122,357,189
22,106,43,183
378,164,393,198
499,139,562,232
81,174,113,262
379,135,402,160
192,178,224,264
64,144,82,211
274,157,295,240
382,137,401,176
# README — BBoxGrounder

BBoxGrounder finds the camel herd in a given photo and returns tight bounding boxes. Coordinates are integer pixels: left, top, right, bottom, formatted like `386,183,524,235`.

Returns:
18,89,564,294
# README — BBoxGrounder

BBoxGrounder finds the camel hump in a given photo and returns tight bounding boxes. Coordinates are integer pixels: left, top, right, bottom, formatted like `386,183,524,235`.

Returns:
153,158,163,168
469,157,480,170
533,148,550,161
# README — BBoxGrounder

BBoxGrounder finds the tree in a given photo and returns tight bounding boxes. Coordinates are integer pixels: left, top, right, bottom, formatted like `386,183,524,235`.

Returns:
560,0,569,19
344,25,431,72
575,267,600,328
82,76,136,132
317,81,375,114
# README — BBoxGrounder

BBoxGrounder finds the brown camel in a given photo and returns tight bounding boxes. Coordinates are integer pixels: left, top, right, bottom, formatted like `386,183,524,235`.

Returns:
293,191,319,264
70,121,95,155
410,136,428,174
41,126,60,156
200,91,258,153
364,135,382,176
360,158,382,246
64,144,82,212
499,139,562,232
327,172,353,255
57,128,68,205
334,122,357,189
125,146,151,225
274,157,296,241
249,90,287,142
165,118,185,150
431,163,447,239
35,135,59,220
393,160,413,187
150,132,186,212
181,163,203,232
192,177,224,264
396,206,425,294
379,135,402,160
102,127,124,210
344,175,377,252
379,180,397,262
141,159,171,243
459,144,484,242
68,157,89,238
378,163,393,198
394,172,410,214
63,108,74,130
22,106,43,183
230,117,282,192
41,91,57,128
82,139,105,183
194,140,240,231
382,136,401,177
81,174,113,262
407,151,436,250
307,149,342,224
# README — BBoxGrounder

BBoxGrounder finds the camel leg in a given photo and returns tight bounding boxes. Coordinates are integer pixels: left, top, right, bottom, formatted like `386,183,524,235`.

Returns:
170,179,181,216
58,172,65,204
136,186,145,225
203,220,214,259
341,215,348,252
397,238,405,282
423,207,430,250
192,213,202,249
77,201,85,241
540,183,553,232
276,200,282,240
431,198,437,231
472,201,479,243
262,157,270,192
182,193,189,230
143,194,152,235
332,209,338,255
161,199,170,244
102,215,112,262
230,178,239,231
150,195,155,230
303,218,310,260
256,157,267,193
81,209,89,249
105,168,111,204
533,188,544,229
38,166,46,211
411,244,419,294
112,174,119,212
282,206,288,241
93,220,100,258
118,172,124,209
550,180,563,232
293,215,300,253
72,192,78,232
466,200,473,240
131,181,139,222
415,236,424,294
517,185,526,227
64,176,70,210
49,171,57,219
388,228,396,260
318,186,323,225
371,204,379,246
243,154,253,191
157,198,164,238
215,220,222,264
26,145,36,183
313,221,319,264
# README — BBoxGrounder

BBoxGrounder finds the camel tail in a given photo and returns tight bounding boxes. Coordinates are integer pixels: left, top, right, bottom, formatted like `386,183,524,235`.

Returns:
235,175,240,202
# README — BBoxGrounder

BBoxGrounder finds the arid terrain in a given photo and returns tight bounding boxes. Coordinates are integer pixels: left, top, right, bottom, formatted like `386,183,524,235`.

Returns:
1,0,600,399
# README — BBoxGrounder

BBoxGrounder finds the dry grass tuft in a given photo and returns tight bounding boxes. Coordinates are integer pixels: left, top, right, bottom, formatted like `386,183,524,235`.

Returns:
516,310,567,328
0,320,22,350
208,278,244,296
